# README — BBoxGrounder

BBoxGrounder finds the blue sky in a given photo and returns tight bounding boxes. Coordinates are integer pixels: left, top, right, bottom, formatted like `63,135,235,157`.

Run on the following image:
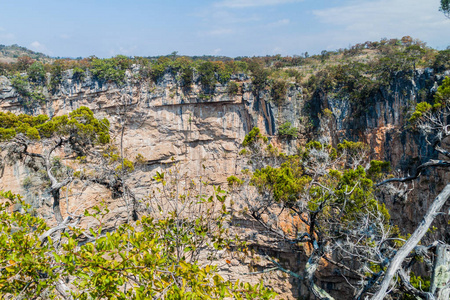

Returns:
0,0,449,58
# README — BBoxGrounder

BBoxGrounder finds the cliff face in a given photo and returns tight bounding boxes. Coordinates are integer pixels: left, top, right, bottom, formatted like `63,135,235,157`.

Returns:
310,69,450,237
0,67,449,298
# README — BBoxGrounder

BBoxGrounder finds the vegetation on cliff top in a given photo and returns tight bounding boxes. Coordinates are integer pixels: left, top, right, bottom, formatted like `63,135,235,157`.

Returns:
1,37,448,108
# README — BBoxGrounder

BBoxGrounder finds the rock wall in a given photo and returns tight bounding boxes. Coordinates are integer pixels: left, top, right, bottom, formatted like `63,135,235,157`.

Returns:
0,67,449,299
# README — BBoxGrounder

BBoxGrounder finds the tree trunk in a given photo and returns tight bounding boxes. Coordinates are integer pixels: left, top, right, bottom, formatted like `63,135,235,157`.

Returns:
51,188,64,224
430,244,450,300
372,183,450,300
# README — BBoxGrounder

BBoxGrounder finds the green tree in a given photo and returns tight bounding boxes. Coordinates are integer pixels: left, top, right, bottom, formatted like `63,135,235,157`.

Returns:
0,190,276,299
27,61,46,83
0,107,110,224
277,121,297,139
441,0,450,18
197,61,216,92
230,133,393,299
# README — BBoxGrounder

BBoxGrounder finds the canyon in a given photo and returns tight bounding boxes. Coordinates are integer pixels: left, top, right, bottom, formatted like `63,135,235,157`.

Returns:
0,62,449,298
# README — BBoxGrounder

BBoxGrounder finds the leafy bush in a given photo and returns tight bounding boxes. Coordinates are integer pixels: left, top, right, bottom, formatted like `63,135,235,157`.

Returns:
248,61,269,92
10,73,30,97
90,55,131,85
150,56,171,82
242,127,268,147
227,175,244,187
226,81,239,95
278,122,297,138
27,61,46,83
197,61,216,89
409,102,432,122
271,79,287,103
0,107,109,144
0,191,276,299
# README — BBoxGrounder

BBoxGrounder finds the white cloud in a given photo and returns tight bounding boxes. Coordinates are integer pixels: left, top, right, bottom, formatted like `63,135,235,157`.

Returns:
0,33,15,40
267,18,290,27
215,0,302,8
312,0,450,49
194,8,261,25
202,28,234,37
30,41,47,52
0,27,15,42
59,34,70,39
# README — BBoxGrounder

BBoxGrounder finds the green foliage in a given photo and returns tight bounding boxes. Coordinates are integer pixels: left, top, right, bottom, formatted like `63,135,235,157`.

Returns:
226,81,239,95
134,153,147,166
233,133,394,291
322,108,333,118
409,102,432,123
27,61,46,83
150,56,171,82
248,61,269,92
197,61,216,89
433,49,450,71
242,127,268,147
409,77,450,124
227,175,244,187
0,111,48,140
271,79,287,103
367,160,391,181
90,55,131,85
252,159,309,203
0,107,110,145
0,191,276,299
9,72,48,107
0,192,55,296
115,157,135,173
72,66,87,81
10,73,30,97
214,61,233,84
176,57,194,87
48,61,63,90
327,165,390,222
0,128,16,141
337,140,366,151
434,76,450,105
278,122,298,139
441,0,450,17
305,140,324,150
402,273,430,300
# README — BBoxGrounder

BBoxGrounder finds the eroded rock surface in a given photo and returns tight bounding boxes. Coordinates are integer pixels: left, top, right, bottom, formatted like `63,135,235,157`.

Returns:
0,68,449,299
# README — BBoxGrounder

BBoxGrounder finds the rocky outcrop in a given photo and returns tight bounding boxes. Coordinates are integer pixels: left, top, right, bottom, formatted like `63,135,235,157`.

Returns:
0,67,449,299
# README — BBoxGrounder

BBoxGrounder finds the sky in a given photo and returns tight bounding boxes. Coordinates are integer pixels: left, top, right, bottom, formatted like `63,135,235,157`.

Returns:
0,0,449,58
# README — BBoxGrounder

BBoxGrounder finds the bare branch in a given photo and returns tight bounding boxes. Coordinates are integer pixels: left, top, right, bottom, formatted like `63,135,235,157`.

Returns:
376,160,450,187
372,184,450,300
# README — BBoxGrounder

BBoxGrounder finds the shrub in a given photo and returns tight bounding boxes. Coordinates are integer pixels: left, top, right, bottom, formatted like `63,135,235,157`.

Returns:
27,62,46,83
226,81,239,95
271,79,287,104
248,61,269,92
278,122,297,139
409,102,432,123
322,108,333,118
10,73,30,97
90,55,131,85
227,175,244,187
197,61,216,89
